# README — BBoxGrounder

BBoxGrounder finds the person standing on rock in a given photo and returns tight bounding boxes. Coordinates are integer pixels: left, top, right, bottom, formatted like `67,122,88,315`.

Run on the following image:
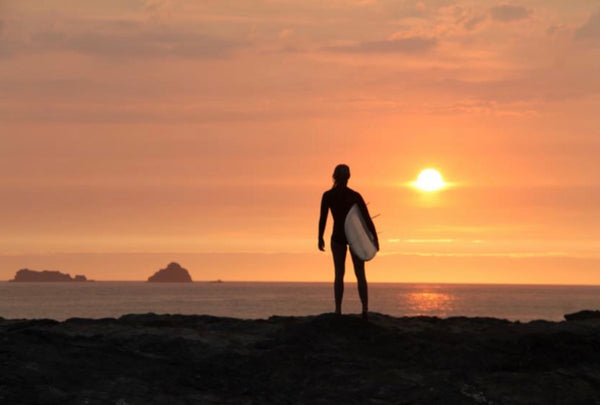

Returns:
318,164,379,318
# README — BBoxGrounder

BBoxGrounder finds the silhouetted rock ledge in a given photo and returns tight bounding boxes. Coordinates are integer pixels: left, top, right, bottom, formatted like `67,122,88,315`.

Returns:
10,268,88,282
147,262,192,282
1,312,600,404
564,309,600,321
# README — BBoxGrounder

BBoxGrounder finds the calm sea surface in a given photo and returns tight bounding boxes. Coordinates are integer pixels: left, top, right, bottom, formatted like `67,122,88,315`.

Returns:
1,282,599,322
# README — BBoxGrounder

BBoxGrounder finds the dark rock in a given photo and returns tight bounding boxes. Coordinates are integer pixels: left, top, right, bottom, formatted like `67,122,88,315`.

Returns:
10,269,88,282
2,312,600,404
36,385,69,405
564,310,600,321
147,262,192,283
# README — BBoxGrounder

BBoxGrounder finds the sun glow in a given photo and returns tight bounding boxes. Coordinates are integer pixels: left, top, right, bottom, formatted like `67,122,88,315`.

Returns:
406,292,455,316
414,169,446,192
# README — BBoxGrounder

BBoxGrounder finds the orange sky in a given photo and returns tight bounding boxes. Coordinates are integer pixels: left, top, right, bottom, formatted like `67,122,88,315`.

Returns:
1,1,599,283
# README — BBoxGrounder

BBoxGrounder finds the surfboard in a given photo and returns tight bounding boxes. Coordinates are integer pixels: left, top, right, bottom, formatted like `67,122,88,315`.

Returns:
344,203,377,261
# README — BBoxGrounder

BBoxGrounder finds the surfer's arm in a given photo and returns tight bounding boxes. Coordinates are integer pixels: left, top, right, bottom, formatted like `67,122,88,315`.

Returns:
318,193,328,251
358,196,379,250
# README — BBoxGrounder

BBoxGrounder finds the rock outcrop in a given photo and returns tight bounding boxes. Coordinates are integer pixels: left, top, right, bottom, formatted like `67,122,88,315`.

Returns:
147,262,192,282
1,312,600,404
10,269,88,282
565,309,600,321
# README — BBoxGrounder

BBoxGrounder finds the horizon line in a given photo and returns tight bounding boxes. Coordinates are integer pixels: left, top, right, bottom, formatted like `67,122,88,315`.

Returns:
3,279,600,288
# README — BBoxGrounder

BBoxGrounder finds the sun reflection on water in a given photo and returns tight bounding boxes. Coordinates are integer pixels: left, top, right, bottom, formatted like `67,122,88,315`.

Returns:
405,291,455,316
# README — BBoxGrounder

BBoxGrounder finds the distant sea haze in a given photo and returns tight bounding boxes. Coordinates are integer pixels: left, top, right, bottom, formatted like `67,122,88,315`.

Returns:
1,282,599,322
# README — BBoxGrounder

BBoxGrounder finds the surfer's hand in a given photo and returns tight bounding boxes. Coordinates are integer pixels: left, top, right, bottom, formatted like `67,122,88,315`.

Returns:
318,238,325,251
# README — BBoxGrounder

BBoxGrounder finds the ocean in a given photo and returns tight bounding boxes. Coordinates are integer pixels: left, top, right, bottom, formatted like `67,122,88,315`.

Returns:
1,282,599,322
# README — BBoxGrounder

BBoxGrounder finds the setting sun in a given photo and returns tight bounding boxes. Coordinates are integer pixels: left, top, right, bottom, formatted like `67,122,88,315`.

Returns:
415,169,446,192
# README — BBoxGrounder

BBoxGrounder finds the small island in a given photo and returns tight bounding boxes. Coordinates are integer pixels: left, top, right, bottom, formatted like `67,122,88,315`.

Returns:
10,268,89,282
147,262,192,283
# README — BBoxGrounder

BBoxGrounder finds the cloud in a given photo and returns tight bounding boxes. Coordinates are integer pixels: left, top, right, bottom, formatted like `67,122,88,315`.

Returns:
575,10,600,41
27,22,245,59
144,0,173,14
453,7,487,31
490,4,532,22
462,14,487,31
433,69,600,104
546,24,565,37
325,36,437,54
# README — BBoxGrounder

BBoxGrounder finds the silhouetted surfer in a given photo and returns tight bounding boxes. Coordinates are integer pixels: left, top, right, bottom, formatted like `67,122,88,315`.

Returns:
318,164,379,318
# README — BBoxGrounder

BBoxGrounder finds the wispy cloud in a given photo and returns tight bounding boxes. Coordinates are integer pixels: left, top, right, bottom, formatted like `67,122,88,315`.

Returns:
575,10,600,41
490,4,532,22
36,27,244,59
325,35,437,54
390,239,455,243
453,6,488,31
383,252,576,258
4,16,247,60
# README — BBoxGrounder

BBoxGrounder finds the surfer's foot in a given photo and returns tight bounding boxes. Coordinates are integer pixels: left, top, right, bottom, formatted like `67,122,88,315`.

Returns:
362,311,369,321
335,309,342,316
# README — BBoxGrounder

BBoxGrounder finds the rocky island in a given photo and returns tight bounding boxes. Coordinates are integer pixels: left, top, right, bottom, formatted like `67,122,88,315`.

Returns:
10,268,89,282
1,311,600,404
147,262,192,282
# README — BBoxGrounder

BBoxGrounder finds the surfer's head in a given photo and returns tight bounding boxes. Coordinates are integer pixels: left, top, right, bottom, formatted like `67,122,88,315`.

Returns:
332,164,350,187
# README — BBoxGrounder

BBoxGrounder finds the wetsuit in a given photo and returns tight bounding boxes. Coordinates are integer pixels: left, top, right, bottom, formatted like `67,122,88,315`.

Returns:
318,185,378,248
318,184,378,316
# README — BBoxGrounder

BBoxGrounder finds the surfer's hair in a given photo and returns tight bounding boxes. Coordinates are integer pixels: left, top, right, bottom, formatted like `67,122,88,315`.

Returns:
332,164,350,187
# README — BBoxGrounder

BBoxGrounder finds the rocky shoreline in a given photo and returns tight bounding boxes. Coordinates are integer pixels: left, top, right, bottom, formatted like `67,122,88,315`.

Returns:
1,312,600,404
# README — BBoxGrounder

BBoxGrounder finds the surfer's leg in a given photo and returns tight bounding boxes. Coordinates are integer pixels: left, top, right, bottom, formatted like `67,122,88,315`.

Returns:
331,239,347,314
351,251,368,316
